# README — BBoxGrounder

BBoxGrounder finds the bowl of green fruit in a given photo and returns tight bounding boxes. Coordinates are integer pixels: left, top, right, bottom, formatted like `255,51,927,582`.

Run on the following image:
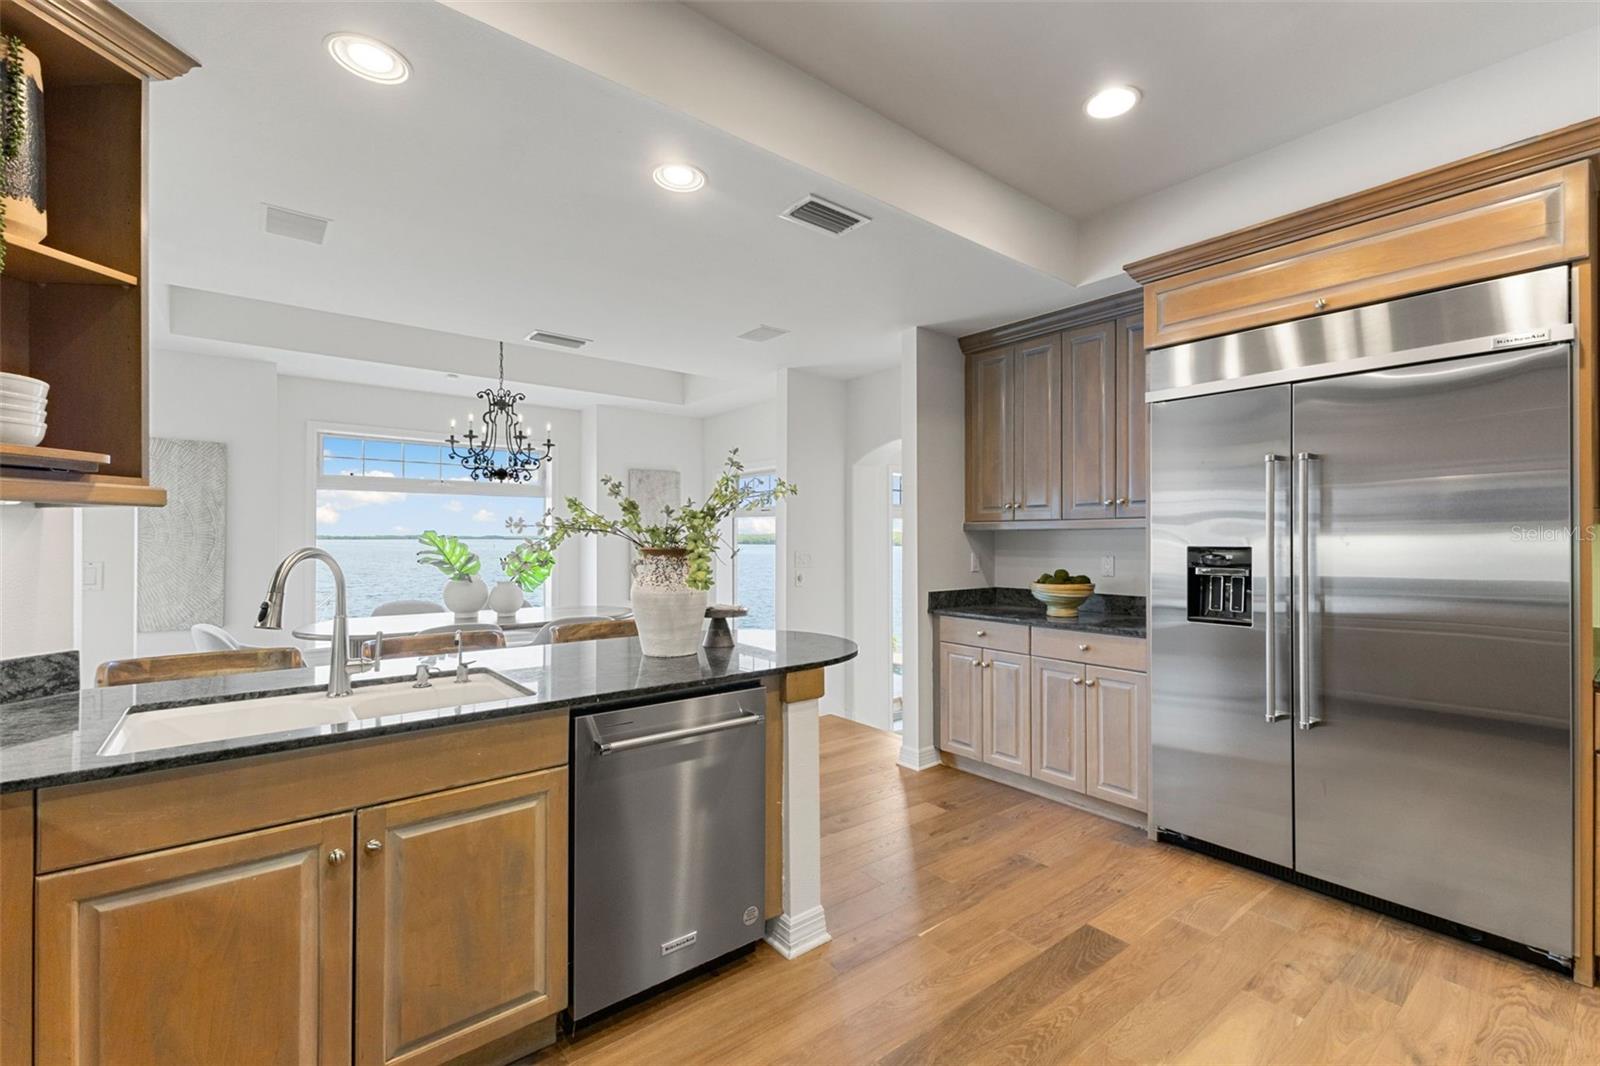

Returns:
1030,569,1096,618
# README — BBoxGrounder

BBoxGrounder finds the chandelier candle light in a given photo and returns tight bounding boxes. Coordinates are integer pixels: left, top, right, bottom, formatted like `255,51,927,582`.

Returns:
447,342,555,483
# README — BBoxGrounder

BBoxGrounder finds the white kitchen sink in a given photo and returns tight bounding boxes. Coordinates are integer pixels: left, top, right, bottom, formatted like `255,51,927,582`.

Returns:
98,674,531,756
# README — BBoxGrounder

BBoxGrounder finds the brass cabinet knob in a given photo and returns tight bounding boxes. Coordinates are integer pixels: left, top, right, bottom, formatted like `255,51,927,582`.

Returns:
1116,498,1128,505
1078,643,1089,651
327,848,347,866
1102,498,1113,506
364,839,383,854
1070,676,1082,685
975,629,987,637
1084,679,1098,687
1314,297,1327,310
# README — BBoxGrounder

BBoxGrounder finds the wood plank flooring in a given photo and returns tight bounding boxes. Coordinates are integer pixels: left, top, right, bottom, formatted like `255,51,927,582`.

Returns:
536,716,1600,1065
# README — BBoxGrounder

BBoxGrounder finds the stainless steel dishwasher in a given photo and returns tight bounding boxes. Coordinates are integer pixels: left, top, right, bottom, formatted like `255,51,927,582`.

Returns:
571,686,767,1022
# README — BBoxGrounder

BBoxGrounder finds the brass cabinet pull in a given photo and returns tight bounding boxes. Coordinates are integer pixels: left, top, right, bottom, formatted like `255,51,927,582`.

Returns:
327,848,347,866
364,839,383,854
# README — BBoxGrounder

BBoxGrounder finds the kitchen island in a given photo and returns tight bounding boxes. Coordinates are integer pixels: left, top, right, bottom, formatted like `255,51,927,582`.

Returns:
0,632,855,1064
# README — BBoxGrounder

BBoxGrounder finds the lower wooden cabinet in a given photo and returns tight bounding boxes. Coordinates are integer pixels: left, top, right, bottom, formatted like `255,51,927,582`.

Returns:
1031,657,1087,792
35,814,355,1064
356,768,568,1066
1085,666,1149,812
983,650,1031,775
939,642,983,760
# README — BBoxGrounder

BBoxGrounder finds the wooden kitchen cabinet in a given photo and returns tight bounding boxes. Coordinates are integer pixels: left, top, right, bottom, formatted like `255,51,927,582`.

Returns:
356,768,568,1066
1085,665,1149,812
1114,316,1148,519
1064,322,1117,520
983,649,1031,775
939,642,984,759
965,348,1014,522
1031,657,1087,792
1012,336,1063,520
34,814,355,1064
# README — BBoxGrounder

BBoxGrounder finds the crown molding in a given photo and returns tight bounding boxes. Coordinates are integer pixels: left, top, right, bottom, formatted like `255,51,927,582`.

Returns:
9,0,198,80
958,288,1143,354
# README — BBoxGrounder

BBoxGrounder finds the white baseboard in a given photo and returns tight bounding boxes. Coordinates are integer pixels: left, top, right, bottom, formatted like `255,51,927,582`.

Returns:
763,905,830,959
897,743,940,772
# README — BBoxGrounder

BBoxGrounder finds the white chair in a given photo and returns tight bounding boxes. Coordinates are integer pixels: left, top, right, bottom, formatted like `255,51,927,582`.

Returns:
190,623,243,652
373,599,445,617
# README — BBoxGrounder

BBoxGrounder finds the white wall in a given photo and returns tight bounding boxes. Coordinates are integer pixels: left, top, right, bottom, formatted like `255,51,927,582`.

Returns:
776,370,848,716
0,506,78,661
987,528,1148,597
843,367,903,728
900,328,987,768
702,397,778,600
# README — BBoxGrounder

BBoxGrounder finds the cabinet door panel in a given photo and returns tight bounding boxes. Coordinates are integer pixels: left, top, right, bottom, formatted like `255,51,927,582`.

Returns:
35,814,353,1066
983,650,1031,776
1065,324,1116,519
1087,666,1149,812
1031,657,1086,793
939,643,983,759
966,348,1014,522
356,768,568,1066
1012,336,1062,520
1115,316,1148,519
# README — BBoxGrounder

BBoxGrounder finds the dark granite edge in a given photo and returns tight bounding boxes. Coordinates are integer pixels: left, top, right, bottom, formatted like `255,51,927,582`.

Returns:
0,640,859,794
0,650,79,703
927,587,1148,638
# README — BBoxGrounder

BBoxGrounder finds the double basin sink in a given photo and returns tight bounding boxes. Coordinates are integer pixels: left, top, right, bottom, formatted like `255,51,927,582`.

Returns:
98,673,532,756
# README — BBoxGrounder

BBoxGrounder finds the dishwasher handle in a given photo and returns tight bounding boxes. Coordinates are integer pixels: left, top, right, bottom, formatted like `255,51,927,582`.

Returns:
586,709,762,754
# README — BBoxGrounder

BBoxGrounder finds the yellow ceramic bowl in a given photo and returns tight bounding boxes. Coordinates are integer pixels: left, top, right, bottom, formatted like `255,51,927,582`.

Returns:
1030,582,1096,618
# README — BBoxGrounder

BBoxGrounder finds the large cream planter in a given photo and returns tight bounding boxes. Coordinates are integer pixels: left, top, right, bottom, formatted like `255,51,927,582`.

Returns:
631,548,706,657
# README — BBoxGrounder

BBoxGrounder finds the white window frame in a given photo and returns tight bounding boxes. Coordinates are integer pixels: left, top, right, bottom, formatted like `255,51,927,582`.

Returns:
727,469,778,624
305,421,553,619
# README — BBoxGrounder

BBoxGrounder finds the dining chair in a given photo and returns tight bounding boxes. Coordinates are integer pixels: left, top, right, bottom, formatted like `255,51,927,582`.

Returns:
189,623,243,652
357,629,506,661
96,648,306,688
373,599,446,617
548,618,639,644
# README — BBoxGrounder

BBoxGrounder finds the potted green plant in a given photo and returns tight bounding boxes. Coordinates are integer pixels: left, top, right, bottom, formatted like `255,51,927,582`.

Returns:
416,530,486,620
492,539,554,621
529,450,795,656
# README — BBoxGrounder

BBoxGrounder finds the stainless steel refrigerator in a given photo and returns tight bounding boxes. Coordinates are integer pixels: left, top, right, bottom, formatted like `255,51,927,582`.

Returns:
1148,265,1578,962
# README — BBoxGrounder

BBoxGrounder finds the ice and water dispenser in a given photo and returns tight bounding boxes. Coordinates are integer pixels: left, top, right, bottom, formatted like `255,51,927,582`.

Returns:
1186,547,1252,626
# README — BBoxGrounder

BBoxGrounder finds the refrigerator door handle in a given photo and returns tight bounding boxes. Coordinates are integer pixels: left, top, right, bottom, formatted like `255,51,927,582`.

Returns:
1295,452,1319,729
1264,454,1288,723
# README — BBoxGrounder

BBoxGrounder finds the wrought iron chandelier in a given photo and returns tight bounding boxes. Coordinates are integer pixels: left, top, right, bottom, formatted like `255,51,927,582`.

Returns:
446,342,555,483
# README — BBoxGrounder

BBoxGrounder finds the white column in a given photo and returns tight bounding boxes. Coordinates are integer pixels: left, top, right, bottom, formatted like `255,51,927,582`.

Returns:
764,695,830,958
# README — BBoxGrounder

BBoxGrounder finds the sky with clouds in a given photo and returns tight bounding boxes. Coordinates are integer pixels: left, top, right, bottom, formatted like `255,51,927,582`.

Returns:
316,488,543,537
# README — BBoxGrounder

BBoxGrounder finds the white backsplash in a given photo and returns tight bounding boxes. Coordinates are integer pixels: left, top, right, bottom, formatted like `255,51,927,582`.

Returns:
987,528,1148,596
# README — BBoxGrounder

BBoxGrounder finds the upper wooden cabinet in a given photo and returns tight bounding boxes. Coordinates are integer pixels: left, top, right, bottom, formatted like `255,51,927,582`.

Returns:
0,0,196,506
961,295,1145,529
1138,161,1593,349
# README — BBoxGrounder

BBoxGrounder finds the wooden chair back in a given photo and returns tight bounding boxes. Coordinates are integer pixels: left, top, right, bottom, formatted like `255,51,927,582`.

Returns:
358,629,506,661
95,647,306,688
548,618,639,644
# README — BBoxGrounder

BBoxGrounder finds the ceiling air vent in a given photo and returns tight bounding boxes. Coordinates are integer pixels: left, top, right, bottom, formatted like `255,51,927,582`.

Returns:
525,329,592,351
781,195,870,237
263,204,329,244
738,324,789,343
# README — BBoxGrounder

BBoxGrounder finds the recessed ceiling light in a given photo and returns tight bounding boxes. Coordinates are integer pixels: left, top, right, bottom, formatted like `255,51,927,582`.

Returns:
1085,85,1140,120
652,163,707,193
326,33,410,85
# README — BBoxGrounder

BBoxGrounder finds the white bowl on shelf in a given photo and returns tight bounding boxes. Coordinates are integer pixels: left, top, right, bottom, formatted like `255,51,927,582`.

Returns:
0,372,48,399
0,421,46,446
0,399,46,417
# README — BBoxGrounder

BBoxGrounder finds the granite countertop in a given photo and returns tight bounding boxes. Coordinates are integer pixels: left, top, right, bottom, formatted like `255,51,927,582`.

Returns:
929,588,1147,639
0,631,857,793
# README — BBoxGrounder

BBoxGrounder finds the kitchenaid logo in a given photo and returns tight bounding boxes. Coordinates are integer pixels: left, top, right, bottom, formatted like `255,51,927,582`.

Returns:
661,931,697,956
1492,329,1551,348
1510,525,1599,542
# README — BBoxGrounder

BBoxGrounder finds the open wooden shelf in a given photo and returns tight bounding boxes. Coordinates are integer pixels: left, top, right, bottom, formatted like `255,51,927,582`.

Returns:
1,239,136,286
0,471,165,506
0,442,109,473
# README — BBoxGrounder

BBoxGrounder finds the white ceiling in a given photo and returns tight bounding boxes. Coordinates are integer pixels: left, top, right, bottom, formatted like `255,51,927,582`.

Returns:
124,0,1074,399
689,1,1600,218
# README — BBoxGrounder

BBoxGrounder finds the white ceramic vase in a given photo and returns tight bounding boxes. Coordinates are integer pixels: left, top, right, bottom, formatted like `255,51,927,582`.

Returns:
487,580,525,622
630,548,706,657
441,575,489,621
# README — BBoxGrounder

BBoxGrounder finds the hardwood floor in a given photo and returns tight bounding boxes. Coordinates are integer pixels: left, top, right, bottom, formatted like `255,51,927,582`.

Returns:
537,716,1600,1065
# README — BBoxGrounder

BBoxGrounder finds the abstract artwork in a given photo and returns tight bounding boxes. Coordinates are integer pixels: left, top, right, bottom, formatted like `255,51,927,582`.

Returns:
139,438,227,632
627,468,682,526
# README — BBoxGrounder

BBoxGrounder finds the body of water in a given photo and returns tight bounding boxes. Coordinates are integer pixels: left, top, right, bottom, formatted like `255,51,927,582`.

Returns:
317,538,541,618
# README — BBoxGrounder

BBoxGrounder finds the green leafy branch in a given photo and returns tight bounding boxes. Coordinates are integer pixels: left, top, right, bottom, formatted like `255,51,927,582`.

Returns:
415,530,482,581
501,540,554,593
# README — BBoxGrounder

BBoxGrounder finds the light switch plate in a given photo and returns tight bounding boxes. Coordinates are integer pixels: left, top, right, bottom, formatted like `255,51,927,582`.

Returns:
794,551,813,568
82,561,106,591
1100,554,1116,578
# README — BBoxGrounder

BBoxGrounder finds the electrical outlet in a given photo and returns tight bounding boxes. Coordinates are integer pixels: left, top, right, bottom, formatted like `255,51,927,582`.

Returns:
969,552,980,574
1100,554,1116,578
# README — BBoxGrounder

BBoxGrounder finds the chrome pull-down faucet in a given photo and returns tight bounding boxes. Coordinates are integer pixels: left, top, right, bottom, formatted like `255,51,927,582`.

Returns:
256,547,372,698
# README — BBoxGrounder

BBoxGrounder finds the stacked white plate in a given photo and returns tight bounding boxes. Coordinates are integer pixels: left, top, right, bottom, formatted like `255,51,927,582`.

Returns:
0,372,49,447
